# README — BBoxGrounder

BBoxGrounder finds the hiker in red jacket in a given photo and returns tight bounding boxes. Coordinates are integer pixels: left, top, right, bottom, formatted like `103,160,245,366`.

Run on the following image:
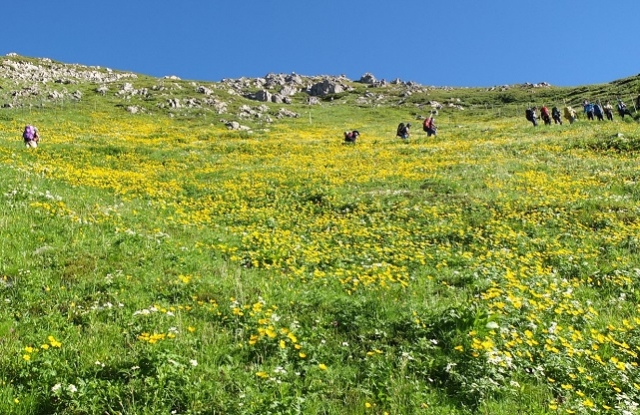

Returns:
540,106,551,125
423,116,437,137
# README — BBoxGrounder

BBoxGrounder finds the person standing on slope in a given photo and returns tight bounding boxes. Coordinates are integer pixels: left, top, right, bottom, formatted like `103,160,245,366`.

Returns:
617,99,632,119
396,122,411,140
551,107,562,125
583,100,594,120
422,115,437,137
593,102,604,121
603,101,614,121
23,125,40,148
564,106,577,124
540,106,552,125
525,107,538,127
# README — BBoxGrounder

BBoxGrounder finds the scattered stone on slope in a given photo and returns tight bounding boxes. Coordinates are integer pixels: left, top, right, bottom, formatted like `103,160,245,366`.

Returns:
197,86,213,95
127,105,142,114
276,108,299,118
222,120,251,131
96,85,109,95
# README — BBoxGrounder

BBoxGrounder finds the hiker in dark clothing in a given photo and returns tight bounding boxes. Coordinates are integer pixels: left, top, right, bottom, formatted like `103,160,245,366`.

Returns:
583,101,594,120
344,130,360,143
525,107,538,127
593,102,604,121
551,107,562,125
396,123,411,139
617,99,632,119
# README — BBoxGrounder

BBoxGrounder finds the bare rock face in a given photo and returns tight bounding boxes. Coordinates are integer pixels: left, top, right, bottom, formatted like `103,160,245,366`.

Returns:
358,73,377,84
251,90,272,102
96,85,109,95
197,86,213,95
309,80,344,97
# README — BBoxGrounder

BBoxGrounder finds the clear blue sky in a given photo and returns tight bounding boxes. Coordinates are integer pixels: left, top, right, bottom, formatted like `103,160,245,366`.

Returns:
3,0,639,87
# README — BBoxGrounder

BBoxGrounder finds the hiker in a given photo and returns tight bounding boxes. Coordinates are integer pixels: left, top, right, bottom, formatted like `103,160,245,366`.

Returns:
564,106,577,124
593,102,604,121
525,107,538,127
23,125,40,148
551,107,562,125
540,106,552,125
396,122,411,139
422,116,437,137
617,99,632,119
343,130,360,143
583,100,594,120
603,101,614,121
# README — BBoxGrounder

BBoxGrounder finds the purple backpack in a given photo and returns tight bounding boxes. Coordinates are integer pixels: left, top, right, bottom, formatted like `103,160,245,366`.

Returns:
23,125,35,140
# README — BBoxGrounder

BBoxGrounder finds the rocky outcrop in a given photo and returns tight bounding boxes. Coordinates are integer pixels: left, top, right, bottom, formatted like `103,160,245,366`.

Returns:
1,55,137,85
308,80,344,97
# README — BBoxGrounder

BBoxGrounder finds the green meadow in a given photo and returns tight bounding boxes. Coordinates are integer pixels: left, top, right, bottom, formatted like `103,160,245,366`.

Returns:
2,56,640,414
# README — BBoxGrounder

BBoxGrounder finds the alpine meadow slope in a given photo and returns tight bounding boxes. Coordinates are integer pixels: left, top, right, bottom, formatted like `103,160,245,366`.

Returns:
2,54,640,414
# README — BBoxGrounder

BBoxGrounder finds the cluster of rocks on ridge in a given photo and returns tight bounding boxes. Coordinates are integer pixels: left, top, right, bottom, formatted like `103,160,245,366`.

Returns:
1,54,137,85
1,53,475,123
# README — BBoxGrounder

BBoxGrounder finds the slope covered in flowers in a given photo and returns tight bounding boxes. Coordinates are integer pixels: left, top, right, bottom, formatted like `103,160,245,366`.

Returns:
1,106,640,414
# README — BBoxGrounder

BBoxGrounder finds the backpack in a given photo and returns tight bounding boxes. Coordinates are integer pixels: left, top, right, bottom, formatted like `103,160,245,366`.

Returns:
423,118,432,131
525,109,533,121
23,125,35,140
397,123,405,136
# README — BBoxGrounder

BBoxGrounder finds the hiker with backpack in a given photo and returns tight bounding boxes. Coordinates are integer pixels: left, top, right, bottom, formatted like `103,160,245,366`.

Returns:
525,107,538,127
551,107,562,125
396,122,411,140
583,100,594,120
23,125,40,148
603,101,614,121
422,115,437,137
540,106,552,125
617,99,632,119
343,130,360,144
564,106,577,124
593,102,604,121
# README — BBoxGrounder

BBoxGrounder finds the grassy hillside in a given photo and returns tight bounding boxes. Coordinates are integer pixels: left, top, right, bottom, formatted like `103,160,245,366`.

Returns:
1,55,640,414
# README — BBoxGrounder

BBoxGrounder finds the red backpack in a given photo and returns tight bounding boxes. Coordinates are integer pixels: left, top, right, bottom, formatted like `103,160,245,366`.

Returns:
423,118,432,131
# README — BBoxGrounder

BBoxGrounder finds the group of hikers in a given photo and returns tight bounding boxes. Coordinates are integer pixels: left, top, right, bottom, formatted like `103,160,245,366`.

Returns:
396,114,438,140
525,98,636,127
344,112,438,144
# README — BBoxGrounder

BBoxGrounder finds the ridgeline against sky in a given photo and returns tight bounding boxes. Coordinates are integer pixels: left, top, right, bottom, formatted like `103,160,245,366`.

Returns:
3,0,640,87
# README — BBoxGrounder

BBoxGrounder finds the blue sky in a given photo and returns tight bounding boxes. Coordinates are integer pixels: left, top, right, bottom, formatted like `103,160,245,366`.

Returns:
3,1,639,87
